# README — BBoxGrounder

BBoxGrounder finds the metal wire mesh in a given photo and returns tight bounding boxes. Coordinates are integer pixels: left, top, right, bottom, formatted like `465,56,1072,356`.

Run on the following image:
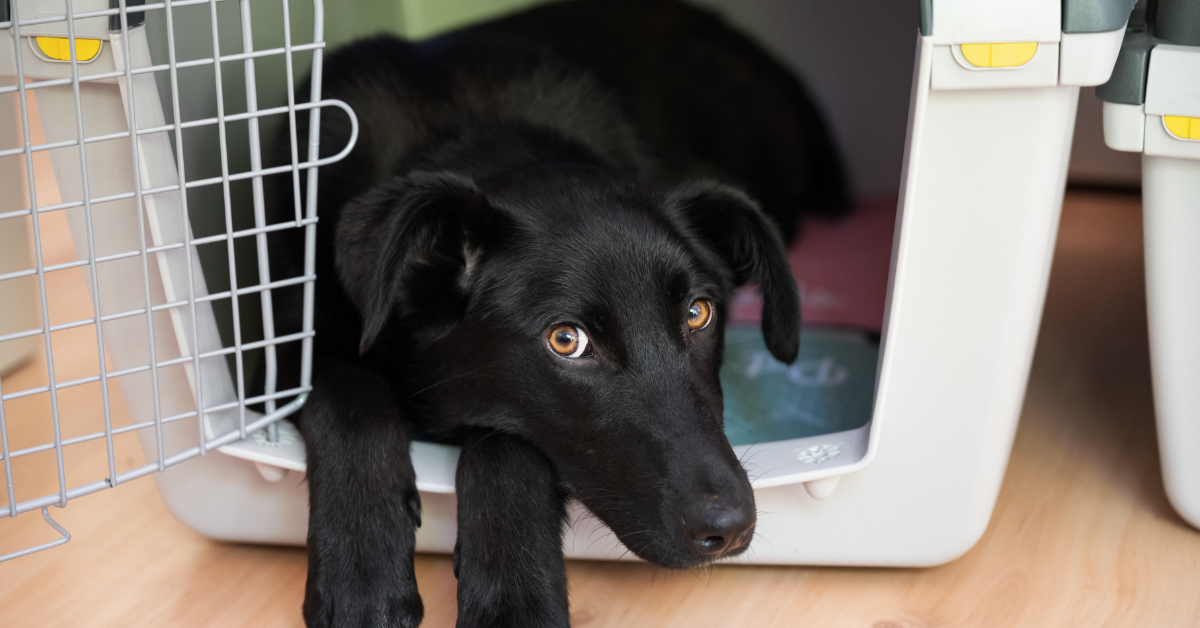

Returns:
0,0,355,561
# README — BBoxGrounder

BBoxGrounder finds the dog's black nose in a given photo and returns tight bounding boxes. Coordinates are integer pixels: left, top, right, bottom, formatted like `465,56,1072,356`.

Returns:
681,498,755,556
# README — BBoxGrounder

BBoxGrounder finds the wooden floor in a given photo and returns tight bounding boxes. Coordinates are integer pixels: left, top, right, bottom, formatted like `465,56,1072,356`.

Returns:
2,189,1199,627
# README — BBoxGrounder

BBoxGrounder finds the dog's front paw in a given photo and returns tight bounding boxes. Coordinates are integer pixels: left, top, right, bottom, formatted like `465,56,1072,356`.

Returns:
303,495,424,628
303,577,424,628
453,523,569,628
455,581,569,628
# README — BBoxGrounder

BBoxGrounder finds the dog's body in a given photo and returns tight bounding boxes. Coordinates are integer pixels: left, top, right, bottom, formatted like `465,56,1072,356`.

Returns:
265,2,846,626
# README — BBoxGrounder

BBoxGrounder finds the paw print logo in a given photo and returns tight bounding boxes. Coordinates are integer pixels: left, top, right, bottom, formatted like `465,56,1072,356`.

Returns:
794,442,847,464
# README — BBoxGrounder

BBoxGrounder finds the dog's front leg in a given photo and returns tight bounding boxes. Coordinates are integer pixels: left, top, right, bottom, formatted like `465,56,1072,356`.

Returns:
454,429,569,628
300,362,424,628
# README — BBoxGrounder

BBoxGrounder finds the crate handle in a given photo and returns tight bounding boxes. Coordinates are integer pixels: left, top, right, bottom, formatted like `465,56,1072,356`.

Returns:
0,507,72,563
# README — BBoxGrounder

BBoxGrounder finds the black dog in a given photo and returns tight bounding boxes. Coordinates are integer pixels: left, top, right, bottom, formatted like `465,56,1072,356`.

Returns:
264,1,847,626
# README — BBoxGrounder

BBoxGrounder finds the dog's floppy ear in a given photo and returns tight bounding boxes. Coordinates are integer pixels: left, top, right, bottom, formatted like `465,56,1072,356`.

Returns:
336,171,509,354
669,181,801,364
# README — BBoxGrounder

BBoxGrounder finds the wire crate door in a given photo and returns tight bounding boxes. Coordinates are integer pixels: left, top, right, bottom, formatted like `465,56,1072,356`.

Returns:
0,0,356,562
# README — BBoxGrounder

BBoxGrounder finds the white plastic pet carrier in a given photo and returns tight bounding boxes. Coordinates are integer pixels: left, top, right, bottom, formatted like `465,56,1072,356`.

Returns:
1097,12,1200,529
5,0,1196,568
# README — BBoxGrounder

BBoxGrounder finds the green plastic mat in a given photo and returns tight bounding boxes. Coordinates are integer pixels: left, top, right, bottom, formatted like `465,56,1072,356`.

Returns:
721,326,879,447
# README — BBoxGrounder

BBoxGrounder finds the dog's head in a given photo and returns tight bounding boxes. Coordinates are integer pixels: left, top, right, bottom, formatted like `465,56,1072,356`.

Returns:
336,166,799,567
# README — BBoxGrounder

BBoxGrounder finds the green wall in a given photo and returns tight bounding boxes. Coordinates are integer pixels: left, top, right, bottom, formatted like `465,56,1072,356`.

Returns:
325,0,554,45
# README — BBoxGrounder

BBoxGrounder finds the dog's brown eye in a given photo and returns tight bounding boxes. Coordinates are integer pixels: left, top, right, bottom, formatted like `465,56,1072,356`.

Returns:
687,299,713,331
547,324,590,358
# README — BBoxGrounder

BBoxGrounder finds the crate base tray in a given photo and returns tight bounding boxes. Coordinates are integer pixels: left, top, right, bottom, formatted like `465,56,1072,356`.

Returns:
210,326,879,498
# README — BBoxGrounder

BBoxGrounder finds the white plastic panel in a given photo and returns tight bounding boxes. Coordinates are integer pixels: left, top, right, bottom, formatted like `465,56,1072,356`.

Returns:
930,0,1061,44
0,28,119,80
1059,27,1127,86
12,0,110,39
1145,115,1200,159
1142,46,1200,159
1143,155,1200,530
1103,101,1146,152
1144,45,1200,118
931,42,1058,90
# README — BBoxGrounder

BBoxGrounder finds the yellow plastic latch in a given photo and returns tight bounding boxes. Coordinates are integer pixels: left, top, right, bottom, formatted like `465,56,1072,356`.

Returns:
992,43,1038,67
35,36,102,62
960,44,992,67
960,42,1038,68
1163,115,1200,140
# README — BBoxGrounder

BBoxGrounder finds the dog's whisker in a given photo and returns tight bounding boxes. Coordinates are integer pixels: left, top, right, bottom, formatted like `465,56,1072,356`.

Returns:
455,429,502,465
582,530,615,555
746,465,786,482
583,525,608,549
405,370,475,399
751,530,777,553
736,447,771,470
